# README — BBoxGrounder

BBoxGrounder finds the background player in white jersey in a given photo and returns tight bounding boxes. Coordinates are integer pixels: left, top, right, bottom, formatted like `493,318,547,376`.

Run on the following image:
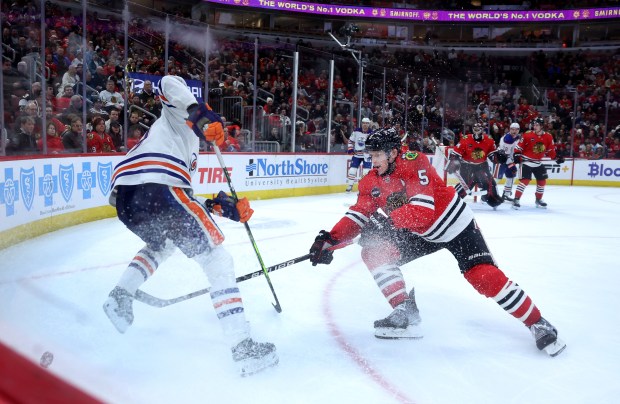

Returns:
495,122,521,201
345,117,373,192
103,75,278,376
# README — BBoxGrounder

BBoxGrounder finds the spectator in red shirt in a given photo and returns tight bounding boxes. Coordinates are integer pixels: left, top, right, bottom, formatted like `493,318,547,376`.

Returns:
38,122,65,154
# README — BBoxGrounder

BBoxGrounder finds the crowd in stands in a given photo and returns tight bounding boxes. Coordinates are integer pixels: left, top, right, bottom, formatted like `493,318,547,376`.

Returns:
2,0,620,159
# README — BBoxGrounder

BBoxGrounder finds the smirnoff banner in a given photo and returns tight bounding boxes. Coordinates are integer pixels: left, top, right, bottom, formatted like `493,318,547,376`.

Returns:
204,0,620,22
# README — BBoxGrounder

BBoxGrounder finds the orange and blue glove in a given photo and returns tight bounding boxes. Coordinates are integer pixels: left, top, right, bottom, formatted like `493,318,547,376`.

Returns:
205,191,253,223
186,103,225,146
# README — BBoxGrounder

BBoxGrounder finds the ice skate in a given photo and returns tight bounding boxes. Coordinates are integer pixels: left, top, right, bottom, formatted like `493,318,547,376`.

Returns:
231,338,279,377
103,287,134,333
529,317,566,357
535,199,548,209
374,289,423,339
502,192,514,202
345,184,353,193
512,198,520,209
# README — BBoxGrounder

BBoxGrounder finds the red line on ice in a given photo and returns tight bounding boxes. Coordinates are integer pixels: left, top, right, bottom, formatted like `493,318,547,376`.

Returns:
322,261,415,404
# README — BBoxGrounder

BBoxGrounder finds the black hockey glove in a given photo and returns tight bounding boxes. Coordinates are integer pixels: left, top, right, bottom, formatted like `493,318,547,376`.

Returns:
495,149,508,164
445,157,461,174
555,156,565,164
309,230,336,266
513,153,523,164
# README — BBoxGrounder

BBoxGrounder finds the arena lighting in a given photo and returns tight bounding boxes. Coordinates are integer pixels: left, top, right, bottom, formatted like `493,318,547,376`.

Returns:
328,23,364,124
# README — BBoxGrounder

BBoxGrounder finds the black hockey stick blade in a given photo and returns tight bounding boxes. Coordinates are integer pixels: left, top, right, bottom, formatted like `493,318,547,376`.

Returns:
134,253,313,308
134,238,358,308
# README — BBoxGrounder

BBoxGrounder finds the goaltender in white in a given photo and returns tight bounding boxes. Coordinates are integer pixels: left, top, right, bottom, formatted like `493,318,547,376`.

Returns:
103,75,278,376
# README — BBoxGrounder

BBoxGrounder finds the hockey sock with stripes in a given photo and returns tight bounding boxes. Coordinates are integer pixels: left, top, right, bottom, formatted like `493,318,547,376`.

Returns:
464,263,541,327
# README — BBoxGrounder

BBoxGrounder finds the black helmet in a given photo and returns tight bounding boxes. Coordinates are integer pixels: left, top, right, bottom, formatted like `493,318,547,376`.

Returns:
365,128,401,152
533,117,544,126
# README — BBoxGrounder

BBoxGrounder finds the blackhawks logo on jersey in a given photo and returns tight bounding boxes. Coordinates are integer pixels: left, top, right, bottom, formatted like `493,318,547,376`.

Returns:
533,142,546,153
403,151,419,160
472,148,486,160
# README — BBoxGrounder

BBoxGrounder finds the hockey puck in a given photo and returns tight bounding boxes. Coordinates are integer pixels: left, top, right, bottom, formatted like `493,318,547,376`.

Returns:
40,351,54,368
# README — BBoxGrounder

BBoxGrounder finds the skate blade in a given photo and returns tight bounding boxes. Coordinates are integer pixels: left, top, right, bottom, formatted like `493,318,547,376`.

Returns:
535,205,547,209
103,302,130,334
238,352,279,377
512,205,520,210
375,325,423,340
543,338,566,357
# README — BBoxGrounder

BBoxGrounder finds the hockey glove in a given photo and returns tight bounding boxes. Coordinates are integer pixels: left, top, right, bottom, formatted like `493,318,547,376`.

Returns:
495,149,508,164
555,156,565,164
309,230,336,266
513,153,523,164
206,191,254,223
186,103,225,146
507,163,517,177
445,158,461,174
347,148,354,155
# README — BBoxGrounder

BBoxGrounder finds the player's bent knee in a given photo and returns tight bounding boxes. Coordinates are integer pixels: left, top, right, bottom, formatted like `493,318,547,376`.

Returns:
361,244,400,270
463,263,508,298
194,246,235,282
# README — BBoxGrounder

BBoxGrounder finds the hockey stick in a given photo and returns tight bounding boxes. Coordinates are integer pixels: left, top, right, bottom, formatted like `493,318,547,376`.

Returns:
211,143,283,313
134,239,357,308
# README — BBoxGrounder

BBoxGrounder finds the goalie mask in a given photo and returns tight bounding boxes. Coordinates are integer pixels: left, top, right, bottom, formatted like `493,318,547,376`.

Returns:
472,123,484,141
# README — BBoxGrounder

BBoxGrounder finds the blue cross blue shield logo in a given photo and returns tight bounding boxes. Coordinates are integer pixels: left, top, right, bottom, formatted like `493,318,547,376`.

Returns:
59,164,74,202
97,162,113,196
20,167,35,211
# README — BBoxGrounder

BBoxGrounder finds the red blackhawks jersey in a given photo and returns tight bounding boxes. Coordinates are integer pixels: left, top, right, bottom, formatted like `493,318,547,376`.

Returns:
516,130,557,167
452,134,497,164
330,151,474,243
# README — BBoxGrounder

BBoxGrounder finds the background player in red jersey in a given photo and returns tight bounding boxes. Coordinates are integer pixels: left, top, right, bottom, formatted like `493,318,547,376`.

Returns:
308,128,566,356
512,117,565,209
445,122,504,208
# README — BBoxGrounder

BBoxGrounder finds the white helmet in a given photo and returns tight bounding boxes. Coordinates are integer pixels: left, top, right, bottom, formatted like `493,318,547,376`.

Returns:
510,122,520,130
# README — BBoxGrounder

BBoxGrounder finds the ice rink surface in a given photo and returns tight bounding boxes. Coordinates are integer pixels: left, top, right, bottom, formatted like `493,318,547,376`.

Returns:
1,185,619,404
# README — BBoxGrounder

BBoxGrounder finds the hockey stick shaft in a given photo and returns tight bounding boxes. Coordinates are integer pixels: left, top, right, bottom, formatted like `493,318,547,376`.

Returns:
134,239,356,308
212,143,283,313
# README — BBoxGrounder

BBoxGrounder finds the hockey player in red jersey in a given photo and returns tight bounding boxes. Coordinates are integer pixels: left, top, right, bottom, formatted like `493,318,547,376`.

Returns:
512,117,565,209
103,75,278,376
308,128,566,356
445,122,504,208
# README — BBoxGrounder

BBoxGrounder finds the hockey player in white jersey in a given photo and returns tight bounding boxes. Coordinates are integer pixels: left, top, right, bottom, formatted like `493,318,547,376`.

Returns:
103,75,278,376
495,122,521,201
345,117,373,192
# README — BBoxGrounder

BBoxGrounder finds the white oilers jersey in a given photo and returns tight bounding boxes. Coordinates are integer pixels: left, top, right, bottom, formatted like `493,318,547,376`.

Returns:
348,128,372,159
499,133,519,164
111,76,200,192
